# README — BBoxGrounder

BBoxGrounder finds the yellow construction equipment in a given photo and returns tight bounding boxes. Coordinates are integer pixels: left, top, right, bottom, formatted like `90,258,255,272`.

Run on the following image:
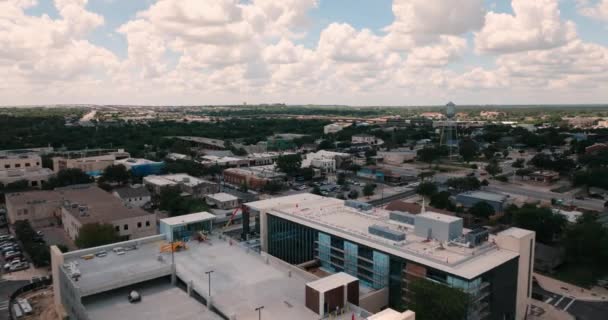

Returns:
160,241,188,253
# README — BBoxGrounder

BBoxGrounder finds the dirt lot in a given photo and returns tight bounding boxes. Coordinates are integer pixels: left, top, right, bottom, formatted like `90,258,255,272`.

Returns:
19,288,58,320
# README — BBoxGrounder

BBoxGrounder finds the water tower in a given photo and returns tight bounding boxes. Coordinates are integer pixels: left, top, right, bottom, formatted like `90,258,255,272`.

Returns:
440,102,458,158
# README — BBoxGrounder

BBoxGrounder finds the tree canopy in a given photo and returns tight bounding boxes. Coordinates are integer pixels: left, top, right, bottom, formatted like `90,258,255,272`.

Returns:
512,204,567,244
469,201,495,219
363,183,376,196
100,164,130,185
446,177,481,193
75,223,121,248
458,138,478,163
44,168,93,189
416,182,438,198
408,278,469,320
276,154,302,176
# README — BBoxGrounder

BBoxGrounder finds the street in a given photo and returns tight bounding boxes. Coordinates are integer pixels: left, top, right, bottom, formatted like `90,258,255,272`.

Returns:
0,279,28,320
485,183,605,211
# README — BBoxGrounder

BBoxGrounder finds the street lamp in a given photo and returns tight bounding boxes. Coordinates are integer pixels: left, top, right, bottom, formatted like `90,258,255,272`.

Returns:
255,306,264,320
205,270,214,298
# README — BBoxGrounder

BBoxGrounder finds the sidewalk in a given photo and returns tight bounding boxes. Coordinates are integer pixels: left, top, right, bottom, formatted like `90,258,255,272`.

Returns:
535,273,608,302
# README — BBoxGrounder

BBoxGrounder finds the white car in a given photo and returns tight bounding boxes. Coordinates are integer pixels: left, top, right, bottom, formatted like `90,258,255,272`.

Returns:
112,247,125,255
3,259,21,271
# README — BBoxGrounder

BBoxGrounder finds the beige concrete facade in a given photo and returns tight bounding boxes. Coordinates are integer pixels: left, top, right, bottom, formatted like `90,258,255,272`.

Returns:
5,191,63,227
0,154,41,170
52,155,116,174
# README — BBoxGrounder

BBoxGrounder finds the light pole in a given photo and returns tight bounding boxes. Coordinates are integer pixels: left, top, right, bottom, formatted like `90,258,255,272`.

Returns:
255,306,264,320
205,270,214,298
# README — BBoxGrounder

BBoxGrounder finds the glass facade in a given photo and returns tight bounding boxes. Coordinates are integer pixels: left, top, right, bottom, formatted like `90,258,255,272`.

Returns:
373,251,390,289
267,214,317,264
344,241,358,277
171,220,212,241
318,233,333,270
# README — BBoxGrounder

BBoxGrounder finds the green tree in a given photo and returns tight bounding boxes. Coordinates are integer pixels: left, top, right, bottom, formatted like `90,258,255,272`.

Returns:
347,164,361,174
276,154,302,176
317,140,334,150
44,168,93,189
512,204,567,244
458,138,478,163
430,191,454,210
482,144,499,160
263,181,284,194
485,160,502,177
75,223,121,248
417,147,440,167
446,177,481,193
512,158,525,168
101,164,130,185
363,183,376,196
348,189,359,199
14,220,50,267
563,213,608,282
469,201,495,219
337,173,346,185
416,182,437,198
409,278,469,320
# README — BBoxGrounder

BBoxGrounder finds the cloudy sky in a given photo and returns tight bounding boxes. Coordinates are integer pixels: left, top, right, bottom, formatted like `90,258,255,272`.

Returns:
2,0,608,106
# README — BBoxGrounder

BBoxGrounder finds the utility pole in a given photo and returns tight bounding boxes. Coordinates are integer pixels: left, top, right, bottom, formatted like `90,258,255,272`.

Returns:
255,306,264,320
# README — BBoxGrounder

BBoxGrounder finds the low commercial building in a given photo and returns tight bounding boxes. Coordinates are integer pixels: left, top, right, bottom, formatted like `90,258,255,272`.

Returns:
585,143,608,155
324,123,351,134
352,134,384,146
223,165,285,190
0,167,53,188
114,158,164,176
377,151,416,165
302,150,352,173
158,211,215,242
205,192,239,210
246,193,535,319
520,171,559,184
52,150,130,176
454,191,509,213
143,174,219,197
61,187,156,241
199,155,248,167
112,186,151,208
0,152,42,170
6,185,156,240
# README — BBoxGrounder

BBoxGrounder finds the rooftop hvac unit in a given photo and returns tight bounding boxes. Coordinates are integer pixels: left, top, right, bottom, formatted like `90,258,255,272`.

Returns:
368,225,406,242
389,211,416,225
345,200,373,211
465,228,490,247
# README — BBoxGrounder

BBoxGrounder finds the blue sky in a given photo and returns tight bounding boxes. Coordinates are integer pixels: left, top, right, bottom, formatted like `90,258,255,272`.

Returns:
4,0,608,105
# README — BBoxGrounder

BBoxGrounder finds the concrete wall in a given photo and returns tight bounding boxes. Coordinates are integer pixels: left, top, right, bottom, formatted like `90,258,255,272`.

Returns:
113,214,157,240
62,208,83,240
6,197,61,227
359,287,389,314
0,155,41,170
495,228,535,320
50,246,67,319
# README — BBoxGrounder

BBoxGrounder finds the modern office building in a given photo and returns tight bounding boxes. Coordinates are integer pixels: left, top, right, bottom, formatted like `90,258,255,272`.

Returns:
245,193,535,320
454,191,509,213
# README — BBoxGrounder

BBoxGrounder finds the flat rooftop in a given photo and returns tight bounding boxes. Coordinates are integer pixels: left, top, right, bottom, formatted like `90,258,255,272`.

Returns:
82,278,221,320
144,174,213,187
456,191,507,202
64,235,357,320
207,192,238,202
160,211,215,226
60,185,152,224
247,193,520,279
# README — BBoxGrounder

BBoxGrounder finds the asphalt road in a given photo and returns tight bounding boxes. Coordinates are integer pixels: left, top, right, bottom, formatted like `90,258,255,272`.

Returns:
0,279,28,320
532,282,608,320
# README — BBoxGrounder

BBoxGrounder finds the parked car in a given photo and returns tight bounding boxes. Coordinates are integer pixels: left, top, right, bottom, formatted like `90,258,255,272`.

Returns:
9,262,29,272
4,251,22,260
95,250,107,257
112,247,125,255
4,259,21,271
